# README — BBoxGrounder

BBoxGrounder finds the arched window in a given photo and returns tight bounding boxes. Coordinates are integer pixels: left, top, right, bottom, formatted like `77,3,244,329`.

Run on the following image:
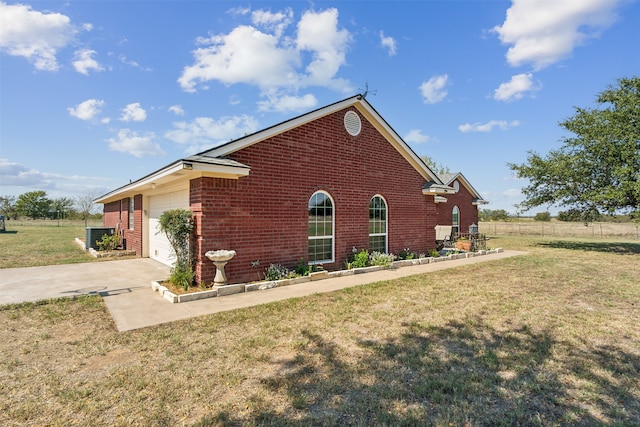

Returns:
369,195,388,253
308,191,334,264
452,205,460,236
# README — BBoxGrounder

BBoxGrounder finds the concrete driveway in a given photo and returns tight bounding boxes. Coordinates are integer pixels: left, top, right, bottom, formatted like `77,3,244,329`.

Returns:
0,258,170,305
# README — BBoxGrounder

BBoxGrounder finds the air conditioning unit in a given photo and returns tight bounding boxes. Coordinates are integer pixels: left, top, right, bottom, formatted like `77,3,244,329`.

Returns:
85,227,116,250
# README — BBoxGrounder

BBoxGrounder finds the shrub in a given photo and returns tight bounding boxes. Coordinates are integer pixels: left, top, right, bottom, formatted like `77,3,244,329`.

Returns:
294,258,311,276
171,268,195,291
398,248,415,260
159,209,194,290
534,211,552,222
96,232,120,251
265,264,290,281
369,251,395,267
345,248,369,269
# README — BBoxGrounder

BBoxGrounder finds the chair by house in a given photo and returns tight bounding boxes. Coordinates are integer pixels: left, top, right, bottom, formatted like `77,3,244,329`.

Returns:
435,225,454,249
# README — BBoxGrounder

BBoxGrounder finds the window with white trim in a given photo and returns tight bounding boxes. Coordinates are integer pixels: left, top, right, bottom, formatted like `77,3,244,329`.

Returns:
452,205,460,236
308,191,334,264
129,197,135,230
369,195,388,253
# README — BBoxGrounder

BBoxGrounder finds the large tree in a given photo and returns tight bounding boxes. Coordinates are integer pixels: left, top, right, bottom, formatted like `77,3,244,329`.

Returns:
509,76,640,221
15,191,52,220
50,197,74,221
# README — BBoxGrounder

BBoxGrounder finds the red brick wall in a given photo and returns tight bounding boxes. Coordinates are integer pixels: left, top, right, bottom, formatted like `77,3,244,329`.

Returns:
192,107,436,285
102,196,142,255
435,180,479,235
103,200,122,229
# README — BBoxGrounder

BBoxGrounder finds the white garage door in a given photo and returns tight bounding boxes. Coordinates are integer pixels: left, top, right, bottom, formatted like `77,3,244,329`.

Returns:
148,190,189,266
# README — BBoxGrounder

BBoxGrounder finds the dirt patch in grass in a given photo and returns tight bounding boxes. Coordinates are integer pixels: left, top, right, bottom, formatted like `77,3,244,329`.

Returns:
1,236,639,425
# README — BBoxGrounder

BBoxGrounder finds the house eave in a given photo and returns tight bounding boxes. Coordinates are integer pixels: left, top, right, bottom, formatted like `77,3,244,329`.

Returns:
422,183,456,195
94,160,250,204
473,199,489,205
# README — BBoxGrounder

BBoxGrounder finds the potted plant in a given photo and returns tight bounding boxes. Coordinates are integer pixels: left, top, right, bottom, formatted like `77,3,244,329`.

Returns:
456,237,472,251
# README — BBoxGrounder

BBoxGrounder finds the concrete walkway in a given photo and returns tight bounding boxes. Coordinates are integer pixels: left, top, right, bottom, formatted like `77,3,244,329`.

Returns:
1,251,527,331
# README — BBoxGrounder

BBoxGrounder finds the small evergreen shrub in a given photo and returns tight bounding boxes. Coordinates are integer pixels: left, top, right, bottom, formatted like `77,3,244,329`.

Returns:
96,233,120,251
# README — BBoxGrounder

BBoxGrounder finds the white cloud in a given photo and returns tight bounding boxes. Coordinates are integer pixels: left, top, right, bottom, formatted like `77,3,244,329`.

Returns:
72,48,103,75
458,120,520,133
492,0,621,70
228,6,251,17
120,103,147,122
404,129,430,144
419,74,449,104
68,99,105,121
178,7,352,106
296,9,351,89
0,158,106,191
493,73,541,102
107,129,164,157
178,25,298,92
169,105,185,116
116,54,152,71
0,158,52,188
251,8,293,38
257,93,317,113
380,31,397,56
164,115,260,152
0,2,78,71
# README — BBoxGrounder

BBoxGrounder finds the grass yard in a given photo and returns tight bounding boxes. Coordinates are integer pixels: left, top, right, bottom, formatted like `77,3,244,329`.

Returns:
1,233,639,425
0,219,130,268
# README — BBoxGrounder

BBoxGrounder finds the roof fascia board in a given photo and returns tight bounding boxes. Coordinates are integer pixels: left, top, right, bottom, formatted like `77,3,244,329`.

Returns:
455,174,485,201
207,97,361,158
443,172,486,202
353,100,441,183
94,160,250,204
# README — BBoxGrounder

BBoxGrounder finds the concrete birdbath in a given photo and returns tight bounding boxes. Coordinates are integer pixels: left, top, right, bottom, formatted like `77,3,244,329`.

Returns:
205,250,236,285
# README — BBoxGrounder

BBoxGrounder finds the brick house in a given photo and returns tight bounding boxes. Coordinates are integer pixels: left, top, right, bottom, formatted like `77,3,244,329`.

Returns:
95,96,486,285
435,172,488,236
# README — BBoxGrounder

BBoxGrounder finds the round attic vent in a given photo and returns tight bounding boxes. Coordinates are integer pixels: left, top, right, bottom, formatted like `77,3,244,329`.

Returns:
344,110,362,136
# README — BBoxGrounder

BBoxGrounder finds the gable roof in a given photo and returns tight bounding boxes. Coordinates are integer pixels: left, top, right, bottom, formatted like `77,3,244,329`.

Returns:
95,95,449,204
195,95,443,182
438,172,488,205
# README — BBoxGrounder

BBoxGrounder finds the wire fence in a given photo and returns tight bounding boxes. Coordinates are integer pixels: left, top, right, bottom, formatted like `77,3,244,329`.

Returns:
478,221,640,240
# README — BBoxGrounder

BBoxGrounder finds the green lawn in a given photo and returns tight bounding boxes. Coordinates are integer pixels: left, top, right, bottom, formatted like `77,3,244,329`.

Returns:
0,219,119,268
0,234,638,425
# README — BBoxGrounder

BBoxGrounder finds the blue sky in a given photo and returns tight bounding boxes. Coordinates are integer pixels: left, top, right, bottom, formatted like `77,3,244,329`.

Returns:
1,0,638,214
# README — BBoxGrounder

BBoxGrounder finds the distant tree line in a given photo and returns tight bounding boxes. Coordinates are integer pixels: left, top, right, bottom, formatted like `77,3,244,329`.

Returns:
0,190,102,225
480,208,635,223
